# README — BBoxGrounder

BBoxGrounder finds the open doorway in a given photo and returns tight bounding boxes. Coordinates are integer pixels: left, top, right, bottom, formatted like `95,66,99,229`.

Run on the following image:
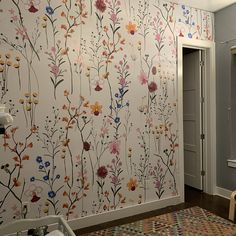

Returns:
177,37,216,202
183,48,205,191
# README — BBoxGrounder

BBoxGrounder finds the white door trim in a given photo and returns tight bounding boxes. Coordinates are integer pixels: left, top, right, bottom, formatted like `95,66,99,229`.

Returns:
177,37,216,202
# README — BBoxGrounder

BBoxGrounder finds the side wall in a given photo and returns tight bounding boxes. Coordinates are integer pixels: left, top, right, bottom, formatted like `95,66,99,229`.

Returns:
215,3,236,190
0,0,213,226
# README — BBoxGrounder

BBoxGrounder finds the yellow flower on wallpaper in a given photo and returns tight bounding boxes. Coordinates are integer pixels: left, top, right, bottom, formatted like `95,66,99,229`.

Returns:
90,102,102,116
126,21,137,35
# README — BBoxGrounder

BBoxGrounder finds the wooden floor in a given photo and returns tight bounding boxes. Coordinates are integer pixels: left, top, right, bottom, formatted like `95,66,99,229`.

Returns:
75,186,231,235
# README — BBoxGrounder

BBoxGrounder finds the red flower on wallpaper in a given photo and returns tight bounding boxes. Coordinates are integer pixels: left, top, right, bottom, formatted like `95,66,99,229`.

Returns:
148,81,157,93
31,192,40,203
28,4,38,13
83,141,90,151
97,166,108,179
152,66,157,75
27,1,39,13
95,0,106,13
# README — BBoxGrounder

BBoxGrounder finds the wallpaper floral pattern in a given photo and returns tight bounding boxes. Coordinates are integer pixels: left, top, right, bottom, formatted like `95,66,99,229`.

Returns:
0,0,213,225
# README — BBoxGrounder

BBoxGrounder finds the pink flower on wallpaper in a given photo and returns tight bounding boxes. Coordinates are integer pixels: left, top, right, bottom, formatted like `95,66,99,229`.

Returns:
119,77,126,87
146,117,153,127
11,15,18,22
100,127,109,137
110,13,117,23
111,176,119,185
155,33,161,43
15,26,28,40
95,0,106,13
109,140,120,155
155,180,161,189
9,9,15,15
50,65,60,76
148,81,157,93
51,47,56,54
138,71,148,85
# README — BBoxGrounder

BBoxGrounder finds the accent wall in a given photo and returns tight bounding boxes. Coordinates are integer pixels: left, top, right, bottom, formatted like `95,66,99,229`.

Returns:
0,0,213,225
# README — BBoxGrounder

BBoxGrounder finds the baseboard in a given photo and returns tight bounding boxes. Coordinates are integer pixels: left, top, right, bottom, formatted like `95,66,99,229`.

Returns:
68,195,182,230
215,186,231,199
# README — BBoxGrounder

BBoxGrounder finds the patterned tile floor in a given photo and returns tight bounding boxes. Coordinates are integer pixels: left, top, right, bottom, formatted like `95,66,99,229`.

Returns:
81,206,236,236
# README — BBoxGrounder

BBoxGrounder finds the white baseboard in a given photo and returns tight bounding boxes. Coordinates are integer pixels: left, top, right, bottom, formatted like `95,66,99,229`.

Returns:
215,186,231,199
68,195,182,230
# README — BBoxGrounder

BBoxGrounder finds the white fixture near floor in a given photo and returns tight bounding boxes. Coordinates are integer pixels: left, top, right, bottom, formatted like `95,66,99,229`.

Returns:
0,104,13,127
231,46,236,54
228,159,236,168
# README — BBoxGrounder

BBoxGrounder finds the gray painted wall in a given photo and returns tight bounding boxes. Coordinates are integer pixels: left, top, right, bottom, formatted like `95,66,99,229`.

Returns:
215,3,236,190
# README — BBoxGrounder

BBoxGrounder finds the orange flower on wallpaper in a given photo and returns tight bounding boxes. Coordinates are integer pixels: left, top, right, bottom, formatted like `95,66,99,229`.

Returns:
13,178,21,187
64,90,69,97
127,178,138,191
90,102,102,116
126,21,137,35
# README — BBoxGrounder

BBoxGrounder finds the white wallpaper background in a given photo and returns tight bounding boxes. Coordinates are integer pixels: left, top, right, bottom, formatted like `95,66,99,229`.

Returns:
0,0,213,225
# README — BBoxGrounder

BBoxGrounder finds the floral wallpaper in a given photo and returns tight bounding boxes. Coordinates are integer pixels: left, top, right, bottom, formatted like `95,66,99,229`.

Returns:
0,0,213,225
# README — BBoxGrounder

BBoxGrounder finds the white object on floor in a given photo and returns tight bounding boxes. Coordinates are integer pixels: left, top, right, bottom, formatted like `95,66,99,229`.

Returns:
229,190,236,221
0,215,75,236
46,230,65,236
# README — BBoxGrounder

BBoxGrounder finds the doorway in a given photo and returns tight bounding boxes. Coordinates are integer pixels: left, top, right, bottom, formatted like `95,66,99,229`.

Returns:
183,48,204,191
177,37,216,202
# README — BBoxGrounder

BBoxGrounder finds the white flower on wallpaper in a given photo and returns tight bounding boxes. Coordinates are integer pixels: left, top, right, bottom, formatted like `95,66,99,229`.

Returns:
0,0,213,224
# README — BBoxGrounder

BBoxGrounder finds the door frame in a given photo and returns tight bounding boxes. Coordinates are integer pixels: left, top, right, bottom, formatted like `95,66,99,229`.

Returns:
177,37,216,202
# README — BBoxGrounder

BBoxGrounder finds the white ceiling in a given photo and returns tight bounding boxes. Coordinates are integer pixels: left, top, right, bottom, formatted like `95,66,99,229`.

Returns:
171,0,236,12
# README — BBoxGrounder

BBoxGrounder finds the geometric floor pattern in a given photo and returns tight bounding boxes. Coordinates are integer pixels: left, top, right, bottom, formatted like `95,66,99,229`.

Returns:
82,207,236,236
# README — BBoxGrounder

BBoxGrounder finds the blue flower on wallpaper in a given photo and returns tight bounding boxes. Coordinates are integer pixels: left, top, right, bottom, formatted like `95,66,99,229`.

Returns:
182,5,185,10
45,161,50,167
48,191,56,198
119,88,124,95
56,174,60,179
36,156,42,163
188,33,193,38
46,6,54,15
39,165,44,170
115,117,120,123
30,177,35,182
43,175,49,181
29,155,63,214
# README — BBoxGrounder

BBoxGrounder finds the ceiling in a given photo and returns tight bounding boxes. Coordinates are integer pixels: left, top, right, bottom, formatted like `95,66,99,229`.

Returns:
171,0,236,12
